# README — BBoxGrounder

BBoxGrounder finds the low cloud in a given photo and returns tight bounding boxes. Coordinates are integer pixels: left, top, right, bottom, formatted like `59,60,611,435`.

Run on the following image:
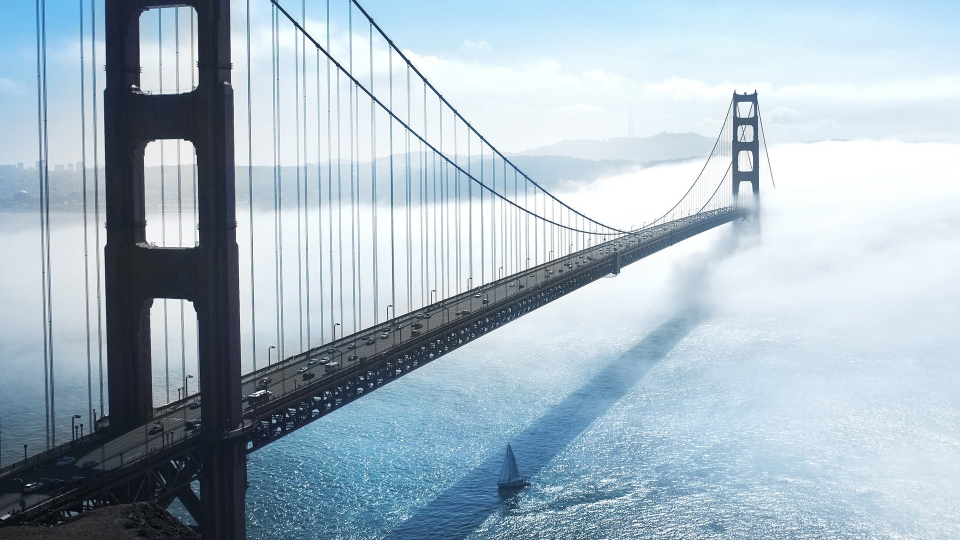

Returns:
460,40,493,54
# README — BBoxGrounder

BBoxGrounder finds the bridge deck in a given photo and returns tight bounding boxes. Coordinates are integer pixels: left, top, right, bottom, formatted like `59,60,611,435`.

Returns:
0,207,745,526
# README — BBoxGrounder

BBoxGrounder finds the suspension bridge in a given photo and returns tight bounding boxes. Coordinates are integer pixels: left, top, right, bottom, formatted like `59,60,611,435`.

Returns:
0,1,773,538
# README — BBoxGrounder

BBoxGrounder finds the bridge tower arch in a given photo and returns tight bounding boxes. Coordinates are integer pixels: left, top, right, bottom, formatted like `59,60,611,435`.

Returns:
103,1,245,537
732,91,760,216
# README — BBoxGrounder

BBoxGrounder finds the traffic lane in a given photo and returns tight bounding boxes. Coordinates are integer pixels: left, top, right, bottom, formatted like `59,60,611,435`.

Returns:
198,236,628,413
0,452,113,516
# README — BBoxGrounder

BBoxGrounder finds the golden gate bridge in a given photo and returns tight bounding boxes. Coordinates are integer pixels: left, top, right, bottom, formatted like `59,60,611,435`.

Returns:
0,0,774,537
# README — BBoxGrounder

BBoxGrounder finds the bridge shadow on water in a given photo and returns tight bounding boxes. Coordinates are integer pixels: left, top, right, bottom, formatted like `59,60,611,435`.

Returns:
386,309,705,540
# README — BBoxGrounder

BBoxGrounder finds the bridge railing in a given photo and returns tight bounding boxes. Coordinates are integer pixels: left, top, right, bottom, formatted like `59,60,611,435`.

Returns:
0,430,105,482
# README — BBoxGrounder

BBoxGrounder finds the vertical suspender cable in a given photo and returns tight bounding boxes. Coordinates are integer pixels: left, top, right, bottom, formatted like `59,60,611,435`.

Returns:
406,65,413,312
327,0,335,339
42,0,55,447
454,119,459,295
36,0,49,448
389,49,395,316
91,0,105,419
303,0,312,349
348,3,357,333
316,45,325,344
370,23,378,325
352,4,363,331
294,13,304,351
175,8,187,396
293,7,304,351
158,9,170,405
279,10,288,358
468,128,473,287
79,0,93,426
246,0,258,370
36,0,54,448
337,69,344,332
272,7,281,358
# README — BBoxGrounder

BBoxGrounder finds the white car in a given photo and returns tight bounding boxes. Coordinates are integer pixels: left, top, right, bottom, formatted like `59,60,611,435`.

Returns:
56,456,76,467
23,483,44,494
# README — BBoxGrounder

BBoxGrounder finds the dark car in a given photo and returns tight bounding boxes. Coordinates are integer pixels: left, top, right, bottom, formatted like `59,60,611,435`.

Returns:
302,372,316,381
45,479,67,490
189,400,201,410
148,422,164,435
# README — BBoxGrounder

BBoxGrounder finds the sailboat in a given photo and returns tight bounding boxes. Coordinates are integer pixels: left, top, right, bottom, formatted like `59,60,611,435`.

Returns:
497,443,530,490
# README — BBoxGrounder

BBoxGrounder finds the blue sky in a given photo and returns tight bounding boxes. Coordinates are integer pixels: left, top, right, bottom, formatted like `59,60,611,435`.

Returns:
1,0,959,165
357,0,960,82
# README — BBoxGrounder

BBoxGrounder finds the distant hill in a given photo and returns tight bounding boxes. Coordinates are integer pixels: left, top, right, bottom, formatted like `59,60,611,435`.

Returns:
506,155,640,190
514,132,714,163
0,133,715,211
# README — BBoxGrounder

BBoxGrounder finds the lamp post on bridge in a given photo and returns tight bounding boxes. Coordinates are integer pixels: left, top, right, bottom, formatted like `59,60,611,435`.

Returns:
268,345,276,367
386,306,396,347
332,323,343,369
185,375,194,397
71,414,81,444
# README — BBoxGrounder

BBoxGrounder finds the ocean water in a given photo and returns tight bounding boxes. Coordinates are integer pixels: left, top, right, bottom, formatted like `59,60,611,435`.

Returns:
2,141,959,538
243,141,960,539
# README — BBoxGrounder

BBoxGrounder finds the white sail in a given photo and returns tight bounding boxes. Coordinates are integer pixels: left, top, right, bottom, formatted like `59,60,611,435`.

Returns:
499,444,521,484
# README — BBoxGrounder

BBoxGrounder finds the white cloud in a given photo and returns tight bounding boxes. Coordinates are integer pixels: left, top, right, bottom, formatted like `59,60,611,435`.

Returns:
775,76,960,103
461,40,492,54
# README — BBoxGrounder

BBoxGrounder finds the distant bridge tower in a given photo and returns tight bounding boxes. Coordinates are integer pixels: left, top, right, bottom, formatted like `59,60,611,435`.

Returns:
732,91,760,215
103,1,245,538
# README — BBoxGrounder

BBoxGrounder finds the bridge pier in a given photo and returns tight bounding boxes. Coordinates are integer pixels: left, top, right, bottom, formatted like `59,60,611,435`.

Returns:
103,1,245,538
